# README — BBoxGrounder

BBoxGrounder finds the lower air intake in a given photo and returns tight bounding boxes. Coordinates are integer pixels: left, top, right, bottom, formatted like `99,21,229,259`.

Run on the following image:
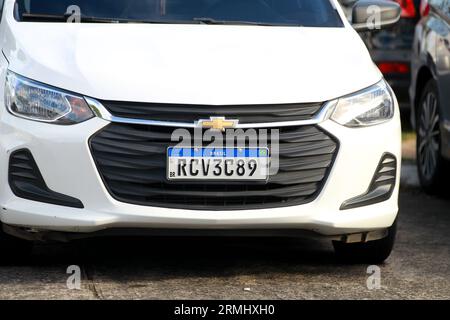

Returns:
8,149,84,208
341,153,397,210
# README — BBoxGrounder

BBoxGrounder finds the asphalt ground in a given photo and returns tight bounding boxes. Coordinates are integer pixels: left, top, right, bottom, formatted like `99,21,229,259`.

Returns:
0,180,448,299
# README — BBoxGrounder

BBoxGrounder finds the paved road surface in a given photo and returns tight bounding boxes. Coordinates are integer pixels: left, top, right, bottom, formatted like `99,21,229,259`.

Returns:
0,183,449,300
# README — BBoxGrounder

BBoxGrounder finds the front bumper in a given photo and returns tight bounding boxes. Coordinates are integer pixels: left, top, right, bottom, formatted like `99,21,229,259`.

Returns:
0,106,401,237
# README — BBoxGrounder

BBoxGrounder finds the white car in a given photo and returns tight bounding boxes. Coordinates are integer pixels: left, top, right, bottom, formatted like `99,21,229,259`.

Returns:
0,0,402,263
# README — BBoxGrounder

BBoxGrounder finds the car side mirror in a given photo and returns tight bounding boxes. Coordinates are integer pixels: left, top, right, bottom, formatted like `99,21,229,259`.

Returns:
340,0,358,6
351,0,401,32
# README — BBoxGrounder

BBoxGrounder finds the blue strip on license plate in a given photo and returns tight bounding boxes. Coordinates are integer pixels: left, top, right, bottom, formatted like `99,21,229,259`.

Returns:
167,147,270,181
168,148,269,158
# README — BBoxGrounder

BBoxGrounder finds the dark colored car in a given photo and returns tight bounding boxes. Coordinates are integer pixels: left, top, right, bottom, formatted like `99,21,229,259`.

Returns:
410,0,450,194
340,0,422,107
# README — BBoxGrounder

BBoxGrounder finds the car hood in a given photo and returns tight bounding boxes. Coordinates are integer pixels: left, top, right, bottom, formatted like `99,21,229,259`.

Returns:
3,22,381,105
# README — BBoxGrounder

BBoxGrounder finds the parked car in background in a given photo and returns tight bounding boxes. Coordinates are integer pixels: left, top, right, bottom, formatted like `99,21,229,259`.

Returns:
338,0,356,19
410,0,450,194
339,0,422,108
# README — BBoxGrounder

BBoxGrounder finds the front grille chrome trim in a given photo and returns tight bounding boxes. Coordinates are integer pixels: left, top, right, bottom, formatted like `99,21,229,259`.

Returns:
85,97,338,129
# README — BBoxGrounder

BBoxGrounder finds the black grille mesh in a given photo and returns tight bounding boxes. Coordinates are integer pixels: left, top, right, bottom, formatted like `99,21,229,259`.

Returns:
9,149,84,208
90,124,338,210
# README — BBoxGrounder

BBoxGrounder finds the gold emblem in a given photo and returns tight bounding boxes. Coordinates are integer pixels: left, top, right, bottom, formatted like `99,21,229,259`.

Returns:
197,117,239,132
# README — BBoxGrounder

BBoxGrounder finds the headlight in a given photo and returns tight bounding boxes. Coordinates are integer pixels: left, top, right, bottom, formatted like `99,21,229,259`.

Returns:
5,71,94,124
331,80,395,127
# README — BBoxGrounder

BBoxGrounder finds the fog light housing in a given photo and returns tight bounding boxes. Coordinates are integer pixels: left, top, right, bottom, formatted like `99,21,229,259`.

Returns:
9,149,84,208
340,153,397,210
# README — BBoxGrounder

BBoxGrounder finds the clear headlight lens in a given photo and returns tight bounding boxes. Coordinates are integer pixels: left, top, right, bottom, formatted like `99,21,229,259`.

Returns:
331,80,395,127
5,71,94,124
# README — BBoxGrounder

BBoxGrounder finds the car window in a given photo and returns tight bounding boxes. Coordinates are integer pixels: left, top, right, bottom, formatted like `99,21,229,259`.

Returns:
429,0,445,8
15,0,344,27
0,0,4,20
433,0,450,18
428,0,449,11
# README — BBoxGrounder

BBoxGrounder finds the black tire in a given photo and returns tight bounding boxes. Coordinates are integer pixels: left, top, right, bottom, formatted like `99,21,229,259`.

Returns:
416,79,450,195
0,227,33,265
333,220,397,264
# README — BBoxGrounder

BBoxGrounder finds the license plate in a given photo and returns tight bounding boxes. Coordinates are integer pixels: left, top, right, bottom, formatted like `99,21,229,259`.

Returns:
167,147,269,181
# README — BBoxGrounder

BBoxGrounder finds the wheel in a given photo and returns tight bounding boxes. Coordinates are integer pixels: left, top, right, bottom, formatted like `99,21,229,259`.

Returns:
333,220,397,264
416,79,450,195
0,227,33,265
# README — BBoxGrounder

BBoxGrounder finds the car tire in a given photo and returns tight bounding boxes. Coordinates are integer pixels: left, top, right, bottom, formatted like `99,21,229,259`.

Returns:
416,79,450,195
0,227,33,264
332,220,397,264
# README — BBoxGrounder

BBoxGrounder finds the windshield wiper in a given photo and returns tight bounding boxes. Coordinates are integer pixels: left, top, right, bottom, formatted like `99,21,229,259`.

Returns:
21,13,127,23
21,13,292,26
193,17,275,26
21,13,205,25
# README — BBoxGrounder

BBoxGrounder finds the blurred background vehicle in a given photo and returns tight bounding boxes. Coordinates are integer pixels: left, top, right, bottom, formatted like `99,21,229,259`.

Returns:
339,0,450,196
339,0,422,114
409,0,450,194
338,0,355,19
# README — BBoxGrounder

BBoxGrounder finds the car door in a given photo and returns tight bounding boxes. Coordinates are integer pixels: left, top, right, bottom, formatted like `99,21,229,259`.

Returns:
435,0,450,111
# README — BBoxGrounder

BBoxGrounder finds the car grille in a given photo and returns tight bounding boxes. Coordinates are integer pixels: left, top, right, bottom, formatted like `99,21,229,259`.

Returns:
99,101,324,124
90,123,338,210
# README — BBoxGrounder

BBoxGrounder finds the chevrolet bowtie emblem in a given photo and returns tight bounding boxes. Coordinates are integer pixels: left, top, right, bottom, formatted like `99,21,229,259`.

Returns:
197,117,239,132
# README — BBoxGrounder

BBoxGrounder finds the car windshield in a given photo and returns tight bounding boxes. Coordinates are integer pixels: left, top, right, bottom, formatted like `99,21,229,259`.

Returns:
15,0,344,27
